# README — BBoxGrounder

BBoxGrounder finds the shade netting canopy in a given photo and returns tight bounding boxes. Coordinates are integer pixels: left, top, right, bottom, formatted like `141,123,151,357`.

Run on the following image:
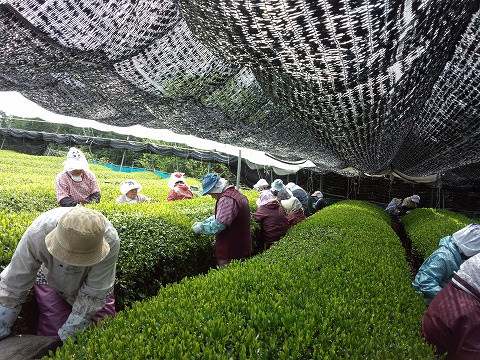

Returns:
0,1,479,185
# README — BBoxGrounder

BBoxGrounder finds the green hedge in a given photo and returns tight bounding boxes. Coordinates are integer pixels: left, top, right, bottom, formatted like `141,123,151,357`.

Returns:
0,210,40,268
47,201,436,359
0,150,261,310
402,208,479,258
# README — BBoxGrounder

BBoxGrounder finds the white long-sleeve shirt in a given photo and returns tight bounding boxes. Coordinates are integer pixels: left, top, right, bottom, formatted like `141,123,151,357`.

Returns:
0,207,120,320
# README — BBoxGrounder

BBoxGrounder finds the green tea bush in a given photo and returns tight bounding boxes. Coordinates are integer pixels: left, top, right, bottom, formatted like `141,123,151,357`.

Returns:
402,208,480,257
0,210,39,268
0,150,260,310
48,201,436,359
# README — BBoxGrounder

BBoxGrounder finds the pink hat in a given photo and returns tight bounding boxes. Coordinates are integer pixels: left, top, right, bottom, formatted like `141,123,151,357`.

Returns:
256,190,275,207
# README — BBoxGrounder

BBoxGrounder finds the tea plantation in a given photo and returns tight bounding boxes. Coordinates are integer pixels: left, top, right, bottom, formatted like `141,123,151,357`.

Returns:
1,149,474,358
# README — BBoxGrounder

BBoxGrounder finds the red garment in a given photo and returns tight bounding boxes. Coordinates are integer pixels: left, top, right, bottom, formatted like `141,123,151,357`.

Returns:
166,184,194,201
254,200,290,243
287,209,306,227
215,186,252,261
422,275,480,359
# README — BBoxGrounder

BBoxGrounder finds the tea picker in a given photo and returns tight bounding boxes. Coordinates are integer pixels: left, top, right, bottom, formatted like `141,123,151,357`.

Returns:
0,207,120,345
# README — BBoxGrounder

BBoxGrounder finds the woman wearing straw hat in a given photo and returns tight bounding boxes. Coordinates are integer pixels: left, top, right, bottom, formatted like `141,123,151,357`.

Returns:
311,191,327,212
116,179,153,204
54,147,101,207
0,207,120,342
166,172,193,201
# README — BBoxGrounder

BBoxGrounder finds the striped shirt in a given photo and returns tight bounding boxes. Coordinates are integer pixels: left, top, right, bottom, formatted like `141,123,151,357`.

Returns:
55,170,100,204
215,194,238,226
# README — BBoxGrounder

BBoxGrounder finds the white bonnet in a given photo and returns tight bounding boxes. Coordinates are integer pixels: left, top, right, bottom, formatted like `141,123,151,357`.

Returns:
120,179,142,195
168,172,187,189
63,147,89,171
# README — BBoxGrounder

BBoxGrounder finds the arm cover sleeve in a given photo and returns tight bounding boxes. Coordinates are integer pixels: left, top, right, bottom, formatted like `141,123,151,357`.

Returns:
59,197,79,207
0,305,21,340
86,192,101,204
200,215,226,235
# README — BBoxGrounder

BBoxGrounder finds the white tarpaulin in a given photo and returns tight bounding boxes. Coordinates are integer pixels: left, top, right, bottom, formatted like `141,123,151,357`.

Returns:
0,91,317,174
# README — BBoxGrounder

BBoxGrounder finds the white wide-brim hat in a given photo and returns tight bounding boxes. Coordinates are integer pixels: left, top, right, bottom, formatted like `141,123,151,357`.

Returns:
120,179,142,195
45,207,110,267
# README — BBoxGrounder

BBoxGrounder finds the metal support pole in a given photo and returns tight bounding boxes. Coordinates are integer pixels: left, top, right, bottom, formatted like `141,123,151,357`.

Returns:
119,136,129,172
236,150,242,189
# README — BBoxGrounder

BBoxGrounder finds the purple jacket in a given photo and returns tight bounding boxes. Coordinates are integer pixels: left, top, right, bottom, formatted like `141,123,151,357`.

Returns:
215,187,252,260
422,274,480,359
287,209,306,227
254,200,290,243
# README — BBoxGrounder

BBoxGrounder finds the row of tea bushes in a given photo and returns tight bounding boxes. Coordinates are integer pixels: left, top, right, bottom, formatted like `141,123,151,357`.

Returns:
0,204,216,310
402,208,479,258
96,205,216,310
0,150,260,309
0,210,39,267
0,150,196,212
48,201,436,359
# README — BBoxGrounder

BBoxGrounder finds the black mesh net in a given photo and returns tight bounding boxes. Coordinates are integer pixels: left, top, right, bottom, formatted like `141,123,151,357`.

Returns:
0,1,479,185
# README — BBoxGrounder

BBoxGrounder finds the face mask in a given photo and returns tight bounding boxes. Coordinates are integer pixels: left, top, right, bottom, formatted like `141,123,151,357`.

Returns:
69,173,83,182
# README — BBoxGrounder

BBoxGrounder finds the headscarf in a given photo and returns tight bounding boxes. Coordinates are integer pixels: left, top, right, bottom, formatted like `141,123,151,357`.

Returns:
168,172,187,189
281,197,302,212
456,252,480,294
410,194,420,203
285,182,302,192
63,147,89,171
271,179,285,191
452,223,480,257
256,190,275,207
208,178,228,194
253,179,269,191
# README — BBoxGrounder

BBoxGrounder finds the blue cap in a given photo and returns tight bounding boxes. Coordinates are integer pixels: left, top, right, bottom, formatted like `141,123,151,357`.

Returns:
201,173,220,196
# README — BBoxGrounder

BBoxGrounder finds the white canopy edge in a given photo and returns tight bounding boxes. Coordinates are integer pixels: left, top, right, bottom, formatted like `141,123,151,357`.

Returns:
0,91,317,174
365,167,438,183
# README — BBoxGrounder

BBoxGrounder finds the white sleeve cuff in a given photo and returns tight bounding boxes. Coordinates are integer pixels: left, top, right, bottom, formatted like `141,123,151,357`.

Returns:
0,305,20,340
58,313,90,341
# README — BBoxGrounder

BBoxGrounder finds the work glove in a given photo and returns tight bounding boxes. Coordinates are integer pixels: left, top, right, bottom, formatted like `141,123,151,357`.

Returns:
58,313,90,342
0,305,20,340
192,222,204,234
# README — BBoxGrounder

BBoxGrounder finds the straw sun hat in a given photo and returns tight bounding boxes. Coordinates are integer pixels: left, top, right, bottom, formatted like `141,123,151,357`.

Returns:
45,207,110,267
